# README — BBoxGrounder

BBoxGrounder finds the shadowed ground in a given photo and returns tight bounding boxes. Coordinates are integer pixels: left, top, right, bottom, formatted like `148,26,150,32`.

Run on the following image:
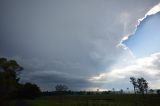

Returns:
26,94,160,106
16,100,27,106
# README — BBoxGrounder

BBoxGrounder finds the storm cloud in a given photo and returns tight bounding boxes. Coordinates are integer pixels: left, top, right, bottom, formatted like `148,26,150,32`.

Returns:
0,0,160,91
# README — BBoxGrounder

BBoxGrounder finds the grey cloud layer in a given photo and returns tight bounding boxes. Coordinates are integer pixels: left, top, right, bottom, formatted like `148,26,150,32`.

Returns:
0,0,160,90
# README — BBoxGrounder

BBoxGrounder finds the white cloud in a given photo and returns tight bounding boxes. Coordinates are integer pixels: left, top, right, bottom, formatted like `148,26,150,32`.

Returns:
149,80,160,89
90,52,160,89
141,3,160,21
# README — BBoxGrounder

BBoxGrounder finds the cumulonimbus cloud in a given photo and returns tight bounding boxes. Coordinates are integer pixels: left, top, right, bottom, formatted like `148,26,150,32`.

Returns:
118,3,160,51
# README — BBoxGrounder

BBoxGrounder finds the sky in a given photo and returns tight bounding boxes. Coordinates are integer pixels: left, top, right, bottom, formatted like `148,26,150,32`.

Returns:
123,12,160,57
0,0,160,91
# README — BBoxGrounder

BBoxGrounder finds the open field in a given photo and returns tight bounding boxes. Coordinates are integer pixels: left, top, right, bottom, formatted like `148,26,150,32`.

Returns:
26,94,160,106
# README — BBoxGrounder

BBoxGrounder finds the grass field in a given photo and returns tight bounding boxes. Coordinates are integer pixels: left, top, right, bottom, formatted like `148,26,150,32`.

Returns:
26,94,160,106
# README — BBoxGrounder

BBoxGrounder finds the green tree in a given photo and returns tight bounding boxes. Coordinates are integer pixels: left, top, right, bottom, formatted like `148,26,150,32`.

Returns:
0,58,23,81
0,57,23,105
17,82,41,99
130,77,148,95
137,77,148,95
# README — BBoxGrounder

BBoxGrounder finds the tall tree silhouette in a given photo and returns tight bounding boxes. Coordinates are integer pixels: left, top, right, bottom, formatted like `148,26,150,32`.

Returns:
130,77,137,94
130,77,148,95
137,77,148,95
0,57,23,105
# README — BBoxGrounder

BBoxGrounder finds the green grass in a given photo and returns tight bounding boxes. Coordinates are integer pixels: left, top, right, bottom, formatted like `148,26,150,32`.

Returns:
26,94,160,106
